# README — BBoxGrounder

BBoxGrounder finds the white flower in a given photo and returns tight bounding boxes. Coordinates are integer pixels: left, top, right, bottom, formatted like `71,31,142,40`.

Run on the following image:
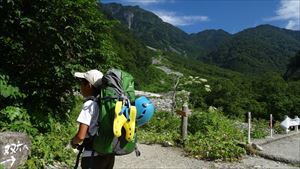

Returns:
184,81,192,85
200,78,208,82
205,87,211,92
204,84,210,88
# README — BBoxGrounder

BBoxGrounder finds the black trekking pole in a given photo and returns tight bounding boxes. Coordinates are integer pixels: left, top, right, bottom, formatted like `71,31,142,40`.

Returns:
74,144,84,169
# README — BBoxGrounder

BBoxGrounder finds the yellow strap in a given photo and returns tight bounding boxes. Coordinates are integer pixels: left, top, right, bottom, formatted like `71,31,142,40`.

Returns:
113,101,127,138
123,106,137,141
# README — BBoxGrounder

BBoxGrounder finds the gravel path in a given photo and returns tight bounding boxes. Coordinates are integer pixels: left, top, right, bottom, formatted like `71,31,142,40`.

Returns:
114,144,299,169
258,134,300,165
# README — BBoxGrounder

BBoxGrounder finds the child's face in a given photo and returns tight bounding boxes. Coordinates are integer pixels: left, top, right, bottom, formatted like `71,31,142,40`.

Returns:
80,79,93,97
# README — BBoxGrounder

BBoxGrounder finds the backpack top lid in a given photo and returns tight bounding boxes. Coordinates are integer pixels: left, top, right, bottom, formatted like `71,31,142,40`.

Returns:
135,96,155,127
101,68,135,101
101,69,123,97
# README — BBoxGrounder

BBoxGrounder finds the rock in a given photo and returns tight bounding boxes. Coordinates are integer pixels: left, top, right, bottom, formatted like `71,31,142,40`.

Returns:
135,90,162,98
162,141,173,147
0,132,31,169
251,143,263,151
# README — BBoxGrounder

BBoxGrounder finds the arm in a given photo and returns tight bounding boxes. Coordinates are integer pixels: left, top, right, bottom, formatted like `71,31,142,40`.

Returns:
71,123,89,148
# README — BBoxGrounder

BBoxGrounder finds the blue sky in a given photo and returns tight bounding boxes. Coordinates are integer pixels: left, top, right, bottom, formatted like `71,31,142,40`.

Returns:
101,0,300,34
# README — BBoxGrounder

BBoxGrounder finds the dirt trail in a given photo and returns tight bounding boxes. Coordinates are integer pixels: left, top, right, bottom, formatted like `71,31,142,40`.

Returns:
114,144,299,169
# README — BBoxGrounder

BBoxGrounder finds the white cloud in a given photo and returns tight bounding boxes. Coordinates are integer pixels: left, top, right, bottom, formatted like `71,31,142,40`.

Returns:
268,0,300,30
153,10,209,26
286,20,298,29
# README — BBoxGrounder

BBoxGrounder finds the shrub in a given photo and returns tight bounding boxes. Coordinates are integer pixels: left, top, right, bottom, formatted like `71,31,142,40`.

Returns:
138,111,181,144
25,120,76,168
0,106,37,135
251,119,269,139
23,97,83,168
185,109,245,161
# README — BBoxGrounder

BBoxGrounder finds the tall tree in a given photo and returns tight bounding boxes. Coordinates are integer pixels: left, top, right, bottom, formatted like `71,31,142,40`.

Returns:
284,51,300,80
0,0,114,118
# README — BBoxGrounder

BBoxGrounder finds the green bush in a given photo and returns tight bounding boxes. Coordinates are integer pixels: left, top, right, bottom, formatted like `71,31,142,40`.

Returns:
23,97,83,168
251,119,269,139
185,109,245,161
0,106,37,135
138,111,181,144
139,109,245,161
25,120,76,168
0,74,25,100
1,0,114,119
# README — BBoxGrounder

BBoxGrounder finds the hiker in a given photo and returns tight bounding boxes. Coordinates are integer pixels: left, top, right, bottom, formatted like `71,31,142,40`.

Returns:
70,69,115,169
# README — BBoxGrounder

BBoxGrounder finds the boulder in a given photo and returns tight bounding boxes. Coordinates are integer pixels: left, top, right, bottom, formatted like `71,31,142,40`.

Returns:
0,132,31,169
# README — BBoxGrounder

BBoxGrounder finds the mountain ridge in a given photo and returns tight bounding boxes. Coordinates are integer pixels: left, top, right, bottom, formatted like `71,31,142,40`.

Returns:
102,2,300,74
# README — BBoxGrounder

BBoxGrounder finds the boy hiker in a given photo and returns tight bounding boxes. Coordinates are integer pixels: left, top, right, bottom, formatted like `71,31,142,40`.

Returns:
71,69,115,169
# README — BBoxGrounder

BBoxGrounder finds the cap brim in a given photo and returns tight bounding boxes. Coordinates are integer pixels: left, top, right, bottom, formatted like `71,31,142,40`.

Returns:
74,72,85,79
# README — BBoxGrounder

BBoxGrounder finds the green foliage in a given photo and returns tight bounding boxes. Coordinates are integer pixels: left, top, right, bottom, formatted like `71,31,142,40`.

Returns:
139,109,245,161
206,79,247,117
0,75,25,99
252,73,295,120
284,50,300,80
103,4,300,75
138,111,181,144
23,97,82,168
25,120,76,168
135,66,173,92
251,119,269,139
0,74,35,134
0,106,38,135
102,3,189,53
109,23,170,91
0,0,114,119
1,113,77,168
185,109,245,161
0,74,25,110
177,76,211,109
187,29,232,60
208,25,300,74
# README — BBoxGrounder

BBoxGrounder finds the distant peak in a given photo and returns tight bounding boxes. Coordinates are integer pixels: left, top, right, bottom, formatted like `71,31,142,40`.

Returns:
191,29,230,36
255,24,278,29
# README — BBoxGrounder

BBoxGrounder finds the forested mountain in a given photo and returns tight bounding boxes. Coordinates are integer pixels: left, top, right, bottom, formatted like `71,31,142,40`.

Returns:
99,3,246,92
208,25,300,74
284,51,300,80
102,3,189,54
102,3,300,74
186,29,232,61
107,16,243,92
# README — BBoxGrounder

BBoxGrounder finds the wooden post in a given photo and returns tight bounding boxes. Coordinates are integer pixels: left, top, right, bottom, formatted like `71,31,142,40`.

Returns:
295,116,299,132
181,104,189,141
270,114,273,138
248,112,251,144
176,104,191,142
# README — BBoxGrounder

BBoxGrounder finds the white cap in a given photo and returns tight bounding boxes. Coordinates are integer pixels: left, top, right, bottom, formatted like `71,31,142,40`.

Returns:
74,69,103,88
